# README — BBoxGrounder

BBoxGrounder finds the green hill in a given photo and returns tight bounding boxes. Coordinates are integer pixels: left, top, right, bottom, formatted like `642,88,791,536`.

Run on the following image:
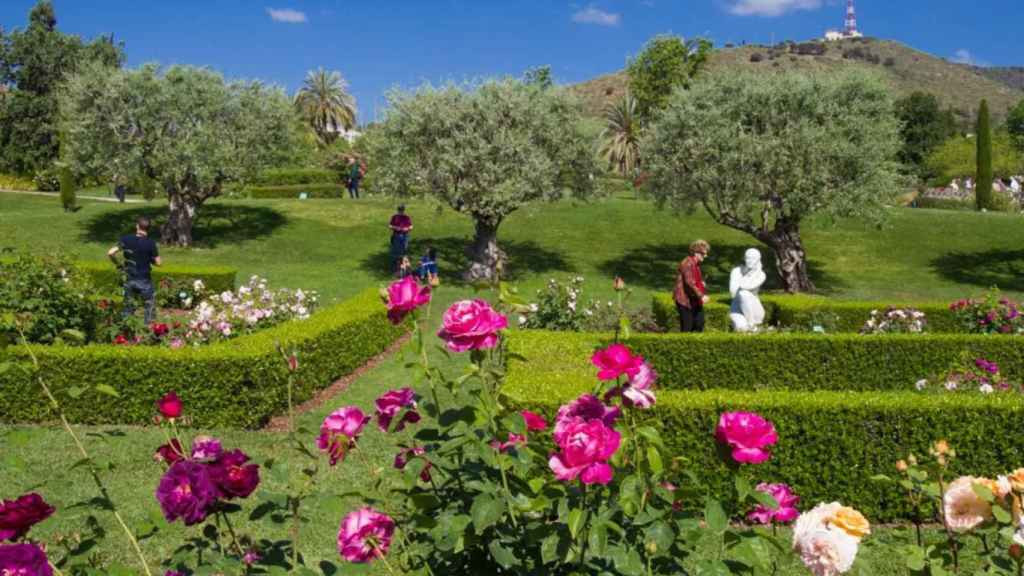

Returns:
570,38,1024,124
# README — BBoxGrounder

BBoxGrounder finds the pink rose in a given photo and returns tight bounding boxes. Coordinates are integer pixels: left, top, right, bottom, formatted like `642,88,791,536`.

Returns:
715,411,778,464
548,419,621,485
491,433,527,453
436,299,508,352
338,507,395,563
385,276,431,325
747,482,800,524
553,394,620,444
375,388,421,432
318,407,369,466
591,343,644,381
156,392,183,419
393,447,431,482
622,362,657,409
521,410,548,432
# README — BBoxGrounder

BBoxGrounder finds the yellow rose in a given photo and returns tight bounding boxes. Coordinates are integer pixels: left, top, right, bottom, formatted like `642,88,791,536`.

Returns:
830,506,871,539
1008,468,1024,492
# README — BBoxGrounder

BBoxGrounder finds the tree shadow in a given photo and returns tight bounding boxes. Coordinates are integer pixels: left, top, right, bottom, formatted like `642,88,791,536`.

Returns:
359,236,573,285
81,204,287,248
931,249,1024,292
598,242,844,293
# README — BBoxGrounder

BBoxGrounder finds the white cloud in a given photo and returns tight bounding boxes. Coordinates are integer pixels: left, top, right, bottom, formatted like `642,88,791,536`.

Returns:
951,49,989,67
727,0,822,17
571,5,621,26
266,8,307,24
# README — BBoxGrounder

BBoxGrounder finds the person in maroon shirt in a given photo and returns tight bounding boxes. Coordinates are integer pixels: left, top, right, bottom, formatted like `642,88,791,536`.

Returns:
674,239,711,332
389,205,413,274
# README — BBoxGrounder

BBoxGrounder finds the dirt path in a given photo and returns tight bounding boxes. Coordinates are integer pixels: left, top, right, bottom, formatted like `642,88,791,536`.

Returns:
0,188,144,203
262,333,411,432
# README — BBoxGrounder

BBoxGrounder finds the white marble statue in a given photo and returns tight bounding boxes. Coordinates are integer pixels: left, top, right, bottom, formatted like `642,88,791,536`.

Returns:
729,248,767,332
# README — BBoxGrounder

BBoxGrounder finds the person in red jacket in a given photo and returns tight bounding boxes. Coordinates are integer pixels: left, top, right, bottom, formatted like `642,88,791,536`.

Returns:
674,239,711,332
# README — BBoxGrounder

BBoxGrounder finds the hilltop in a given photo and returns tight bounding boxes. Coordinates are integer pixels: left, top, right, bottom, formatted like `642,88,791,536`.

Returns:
570,38,1024,124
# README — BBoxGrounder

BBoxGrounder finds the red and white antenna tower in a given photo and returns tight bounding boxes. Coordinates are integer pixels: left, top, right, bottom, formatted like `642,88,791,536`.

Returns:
844,0,858,36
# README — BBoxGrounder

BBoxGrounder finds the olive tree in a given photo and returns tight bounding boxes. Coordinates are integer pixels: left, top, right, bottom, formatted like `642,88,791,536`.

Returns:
58,62,298,246
372,79,598,282
642,70,903,293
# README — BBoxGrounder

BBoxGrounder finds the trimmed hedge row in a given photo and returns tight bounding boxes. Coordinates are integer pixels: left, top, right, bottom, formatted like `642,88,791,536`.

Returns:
503,330,1024,522
245,184,345,199
651,293,959,333
75,262,237,295
0,289,406,429
250,168,338,186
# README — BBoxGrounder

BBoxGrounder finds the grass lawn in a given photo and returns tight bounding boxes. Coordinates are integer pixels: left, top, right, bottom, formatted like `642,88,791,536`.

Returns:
3,191,1023,572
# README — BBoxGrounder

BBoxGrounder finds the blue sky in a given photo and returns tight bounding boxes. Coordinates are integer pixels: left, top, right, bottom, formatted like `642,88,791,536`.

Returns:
2,0,1021,123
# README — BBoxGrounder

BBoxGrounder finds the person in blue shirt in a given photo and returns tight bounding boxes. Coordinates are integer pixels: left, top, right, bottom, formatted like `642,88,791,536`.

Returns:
418,247,439,284
107,216,162,323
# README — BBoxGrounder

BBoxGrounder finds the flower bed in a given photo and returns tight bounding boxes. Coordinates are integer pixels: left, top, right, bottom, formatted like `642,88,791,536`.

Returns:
0,289,406,428
503,330,1024,522
651,293,960,333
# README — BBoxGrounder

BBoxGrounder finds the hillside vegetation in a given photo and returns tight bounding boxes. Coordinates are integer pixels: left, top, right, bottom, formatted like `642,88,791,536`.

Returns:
570,38,1023,124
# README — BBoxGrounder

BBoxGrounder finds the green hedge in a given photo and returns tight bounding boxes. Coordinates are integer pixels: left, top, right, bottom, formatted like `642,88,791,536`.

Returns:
0,289,405,429
913,197,975,211
503,330,1024,522
75,262,237,295
251,168,338,186
245,184,345,199
651,293,959,333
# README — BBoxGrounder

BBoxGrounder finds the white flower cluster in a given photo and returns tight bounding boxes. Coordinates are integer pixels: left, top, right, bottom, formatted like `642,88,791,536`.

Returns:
861,307,926,334
185,275,318,343
792,502,869,576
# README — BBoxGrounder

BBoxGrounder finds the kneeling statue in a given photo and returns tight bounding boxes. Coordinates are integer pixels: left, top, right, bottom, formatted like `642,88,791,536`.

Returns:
730,248,767,332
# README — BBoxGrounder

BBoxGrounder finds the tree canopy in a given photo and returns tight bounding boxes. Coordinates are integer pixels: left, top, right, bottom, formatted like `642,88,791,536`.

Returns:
372,79,598,281
894,91,958,177
59,63,298,246
626,35,711,123
641,70,903,293
1007,98,1024,152
925,132,1023,184
294,68,357,147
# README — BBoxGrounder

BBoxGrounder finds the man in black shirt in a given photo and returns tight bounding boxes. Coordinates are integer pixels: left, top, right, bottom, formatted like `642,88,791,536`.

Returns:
108,216,162,323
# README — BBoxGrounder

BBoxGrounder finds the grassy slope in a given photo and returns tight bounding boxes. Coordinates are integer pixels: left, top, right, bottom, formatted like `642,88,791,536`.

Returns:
3,192,1023,572
570,38,1024,123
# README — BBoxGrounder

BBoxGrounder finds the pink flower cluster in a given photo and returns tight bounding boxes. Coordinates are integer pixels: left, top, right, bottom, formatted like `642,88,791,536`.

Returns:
385,276,431,324
715,411,779,464
747,483,800,524
437,299,508,352
592,343,658,409
184,276,318,344
318,407,370,466
549,395,622,485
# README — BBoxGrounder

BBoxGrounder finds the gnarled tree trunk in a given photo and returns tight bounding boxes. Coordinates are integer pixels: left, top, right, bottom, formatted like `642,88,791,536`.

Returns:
760,224,814,294
464,216,506,283
161,190,198,247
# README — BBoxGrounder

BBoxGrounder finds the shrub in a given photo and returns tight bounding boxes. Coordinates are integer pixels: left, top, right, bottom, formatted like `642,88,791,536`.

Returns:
0,253,100,344
860,306,927,334
0,289,406,428
249,167,337,186
58,166,76,211
883,57,896,67
503,330,1024,522
749,52,764,63
244,183,345,199
0,173,37,191
950,289,1024,334
913,196,975,210
793,42,827,56
182,275,318,344
32,166,60,191
74,261,237,296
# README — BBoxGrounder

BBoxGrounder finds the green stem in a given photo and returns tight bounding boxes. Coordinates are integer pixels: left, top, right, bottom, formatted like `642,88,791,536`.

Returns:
290,496,301,568
218,509,245,558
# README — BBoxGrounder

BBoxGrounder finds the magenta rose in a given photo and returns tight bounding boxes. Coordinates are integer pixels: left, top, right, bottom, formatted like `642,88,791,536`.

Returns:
591,343,644,381
521,410,548,432
375,388,421,432
337,507,396,563
746,482,800,525
153,439,185,466
385,276,431,325
156,392,183,419
209,449,260,499
155,461,218,526
437,299,508,352
0,494,55,542
548,419,621,485
393,447,431,482
190,436,223,461
715,411,779,464
553,394,620,444
620,362,657,409
318,407,370,466
0,543,52,576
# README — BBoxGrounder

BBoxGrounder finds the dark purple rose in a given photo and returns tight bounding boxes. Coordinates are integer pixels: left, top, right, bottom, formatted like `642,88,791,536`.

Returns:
155,461,218,526
209,450,260,499
0,543,52,576
0,493,55,542
375,388,420,432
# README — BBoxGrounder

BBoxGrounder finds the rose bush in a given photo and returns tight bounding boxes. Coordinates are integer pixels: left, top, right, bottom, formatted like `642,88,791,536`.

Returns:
950,288,1024,335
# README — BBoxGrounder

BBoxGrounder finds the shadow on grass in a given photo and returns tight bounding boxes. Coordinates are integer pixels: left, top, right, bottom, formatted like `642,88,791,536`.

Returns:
82,204,287,248
359,236,573,284
931,249,1024,292
598,242,844,294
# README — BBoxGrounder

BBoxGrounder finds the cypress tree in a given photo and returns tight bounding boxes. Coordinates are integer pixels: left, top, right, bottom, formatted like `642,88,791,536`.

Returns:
975,99,993,211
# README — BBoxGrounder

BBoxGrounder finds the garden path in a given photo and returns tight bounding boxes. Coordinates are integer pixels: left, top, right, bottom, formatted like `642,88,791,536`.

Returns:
0,188,144,203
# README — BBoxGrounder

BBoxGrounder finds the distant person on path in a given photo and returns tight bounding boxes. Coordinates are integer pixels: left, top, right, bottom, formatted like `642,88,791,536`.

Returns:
674,239,710,333
418,247,439,285
114,182,126,203
108,216,161,324
389,204,413,273
347,157,362,199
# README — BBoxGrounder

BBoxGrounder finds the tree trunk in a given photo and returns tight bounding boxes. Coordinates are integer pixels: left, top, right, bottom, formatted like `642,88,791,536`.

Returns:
761,225,815,293
463,217,506,283
161,190,199,247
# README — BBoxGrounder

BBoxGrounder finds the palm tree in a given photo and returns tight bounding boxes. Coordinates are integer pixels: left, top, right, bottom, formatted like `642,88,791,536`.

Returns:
599,92,641,178
294,68,357,147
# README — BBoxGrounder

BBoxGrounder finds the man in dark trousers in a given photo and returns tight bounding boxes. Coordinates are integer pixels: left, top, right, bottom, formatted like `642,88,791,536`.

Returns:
674,239,711,332
108,216,162,324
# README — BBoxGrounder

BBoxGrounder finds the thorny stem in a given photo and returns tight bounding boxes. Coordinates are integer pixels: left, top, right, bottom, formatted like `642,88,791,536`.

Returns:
218,509,245,558
17,329,153,576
